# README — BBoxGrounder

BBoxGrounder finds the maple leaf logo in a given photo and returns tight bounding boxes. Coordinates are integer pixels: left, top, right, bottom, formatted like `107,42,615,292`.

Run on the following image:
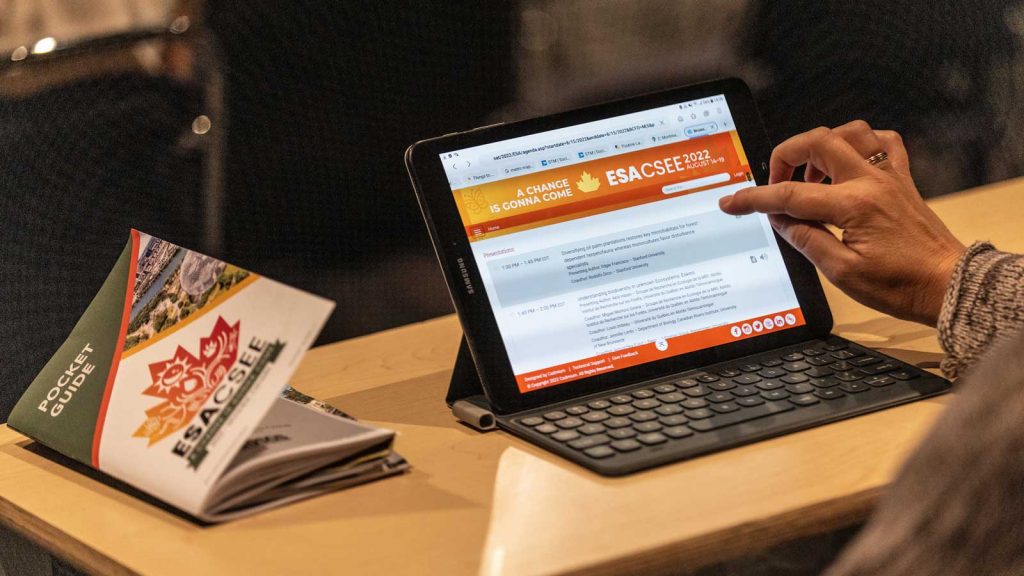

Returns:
576,171,601,193
460,187,488,215
133,316,240,446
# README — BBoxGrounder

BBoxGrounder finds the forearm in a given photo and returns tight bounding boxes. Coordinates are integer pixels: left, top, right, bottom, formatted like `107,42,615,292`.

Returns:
938,241,1024,378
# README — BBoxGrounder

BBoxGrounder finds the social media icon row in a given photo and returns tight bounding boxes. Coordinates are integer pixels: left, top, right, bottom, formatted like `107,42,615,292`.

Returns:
729,313,797,338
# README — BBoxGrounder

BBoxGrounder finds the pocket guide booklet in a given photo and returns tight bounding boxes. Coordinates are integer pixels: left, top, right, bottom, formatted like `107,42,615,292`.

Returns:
8,230,408,522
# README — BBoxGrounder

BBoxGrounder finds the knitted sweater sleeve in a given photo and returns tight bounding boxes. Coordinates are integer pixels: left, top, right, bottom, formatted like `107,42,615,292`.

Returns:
937,241,1024,379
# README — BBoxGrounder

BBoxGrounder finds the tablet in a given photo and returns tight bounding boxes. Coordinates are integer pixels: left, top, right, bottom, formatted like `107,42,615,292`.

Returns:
406,78,831,414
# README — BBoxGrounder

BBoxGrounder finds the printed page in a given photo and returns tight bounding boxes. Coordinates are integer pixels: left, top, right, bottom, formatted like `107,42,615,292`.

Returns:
205,395,395,509
8,230,334,516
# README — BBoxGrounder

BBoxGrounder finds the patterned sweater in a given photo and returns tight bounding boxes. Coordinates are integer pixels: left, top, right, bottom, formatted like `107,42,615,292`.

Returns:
826,242,1024,576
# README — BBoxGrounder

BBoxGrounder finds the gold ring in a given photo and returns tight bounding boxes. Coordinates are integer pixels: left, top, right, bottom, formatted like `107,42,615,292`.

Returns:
866,151,889,166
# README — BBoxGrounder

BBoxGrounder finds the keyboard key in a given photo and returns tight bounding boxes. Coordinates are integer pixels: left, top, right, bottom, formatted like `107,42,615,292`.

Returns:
675,377,700,388
637,432,668,445
632,389,655,399
733,368,765,383
633,421,662,433
780,373,809,384
611,439,641,452
582,411,610,423
790,394,820,406
708,381,737,391
733,373,762,385
814,388,845,400
839,381,870,394
584,445,615,459
657,392,685,403
781,352,805,362
717,368,742,378
786,383,815,395
756,380,785,391
653,384,677,394
822,342,847,351
739,363,762,372
861,362,899,375
660,414,689,426
520,417,544,427
802,348,825,356
610,395,632,404
758,367,787,378
806,356,833,366
566,405,589,415
556,417,584,429
809,377,840,388
578,423,606,435
864,375,895,387
783,361,811,372
760,358,783,367
681,398,709,410
762,390,790,401
708,392,734,403
608,428,637,439
805,367,834,378
552,430,580,442
655,404,683,416
683,385,711,397
608,405,635,416
850,356,881,367
686,408,714,419
732,385,760,397
605,417,632,428
629,411,657,422
543,411,567,421
890,370,920,380
663,426,694,439
535,423,558,434
830,349,861,360
711,402,740,414
736,396,765,407
633,399,660,410
830,361,854,371
569,434,610,450
687,401,794,432
834,371,862,382
587,400,612,410
696,374,720,383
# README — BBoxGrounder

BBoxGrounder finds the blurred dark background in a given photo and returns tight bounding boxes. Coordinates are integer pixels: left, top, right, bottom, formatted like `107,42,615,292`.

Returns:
2,0,1024,422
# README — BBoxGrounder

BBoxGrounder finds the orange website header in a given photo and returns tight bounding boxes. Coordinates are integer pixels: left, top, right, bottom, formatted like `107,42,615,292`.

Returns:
516,307,806,393
452,131,751,242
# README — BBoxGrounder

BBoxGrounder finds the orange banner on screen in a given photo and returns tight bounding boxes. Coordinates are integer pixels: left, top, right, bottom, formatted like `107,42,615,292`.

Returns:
453,131,751,241
515,307,805,393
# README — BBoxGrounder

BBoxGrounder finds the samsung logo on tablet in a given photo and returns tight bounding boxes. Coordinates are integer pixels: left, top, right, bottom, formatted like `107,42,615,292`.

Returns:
456,257,475,294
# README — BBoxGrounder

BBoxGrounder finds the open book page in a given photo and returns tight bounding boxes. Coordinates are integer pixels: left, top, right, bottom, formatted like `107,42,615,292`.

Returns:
202,453,408,523
8,231,335,517
203,395,399,512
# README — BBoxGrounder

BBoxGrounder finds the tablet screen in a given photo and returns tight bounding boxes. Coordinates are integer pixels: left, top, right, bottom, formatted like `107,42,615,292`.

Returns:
440,94,805,393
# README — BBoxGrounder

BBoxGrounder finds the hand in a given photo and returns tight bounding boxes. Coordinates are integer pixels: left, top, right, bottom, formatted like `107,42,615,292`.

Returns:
719,121,965,326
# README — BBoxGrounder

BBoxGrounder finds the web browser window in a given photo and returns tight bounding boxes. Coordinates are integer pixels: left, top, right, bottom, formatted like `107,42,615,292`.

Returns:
442,95,805,393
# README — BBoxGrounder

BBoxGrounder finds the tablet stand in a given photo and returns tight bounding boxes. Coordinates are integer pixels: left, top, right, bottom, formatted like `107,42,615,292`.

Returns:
446,337,497,431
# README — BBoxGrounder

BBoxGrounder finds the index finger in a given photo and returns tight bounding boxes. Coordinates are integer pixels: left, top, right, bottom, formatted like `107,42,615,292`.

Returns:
769,127,874,185
719,180,851,226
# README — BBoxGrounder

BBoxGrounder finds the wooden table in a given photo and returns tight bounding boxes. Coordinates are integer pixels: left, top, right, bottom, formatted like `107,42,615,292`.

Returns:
1,178,1021,576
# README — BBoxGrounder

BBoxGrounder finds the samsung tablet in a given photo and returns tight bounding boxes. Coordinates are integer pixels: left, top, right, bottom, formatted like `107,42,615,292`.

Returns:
406,78,831,414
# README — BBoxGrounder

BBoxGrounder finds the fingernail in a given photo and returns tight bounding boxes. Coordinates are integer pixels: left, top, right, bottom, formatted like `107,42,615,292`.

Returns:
718,195,733,209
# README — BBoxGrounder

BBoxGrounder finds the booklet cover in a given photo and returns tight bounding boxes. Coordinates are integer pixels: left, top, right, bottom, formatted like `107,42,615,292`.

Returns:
8,230,407,522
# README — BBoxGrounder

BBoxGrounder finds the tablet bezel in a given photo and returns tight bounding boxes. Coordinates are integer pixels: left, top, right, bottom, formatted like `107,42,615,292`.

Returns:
406,78,833,414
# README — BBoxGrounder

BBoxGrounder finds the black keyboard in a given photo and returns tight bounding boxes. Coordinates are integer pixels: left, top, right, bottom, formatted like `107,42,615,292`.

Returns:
503,337,951,476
